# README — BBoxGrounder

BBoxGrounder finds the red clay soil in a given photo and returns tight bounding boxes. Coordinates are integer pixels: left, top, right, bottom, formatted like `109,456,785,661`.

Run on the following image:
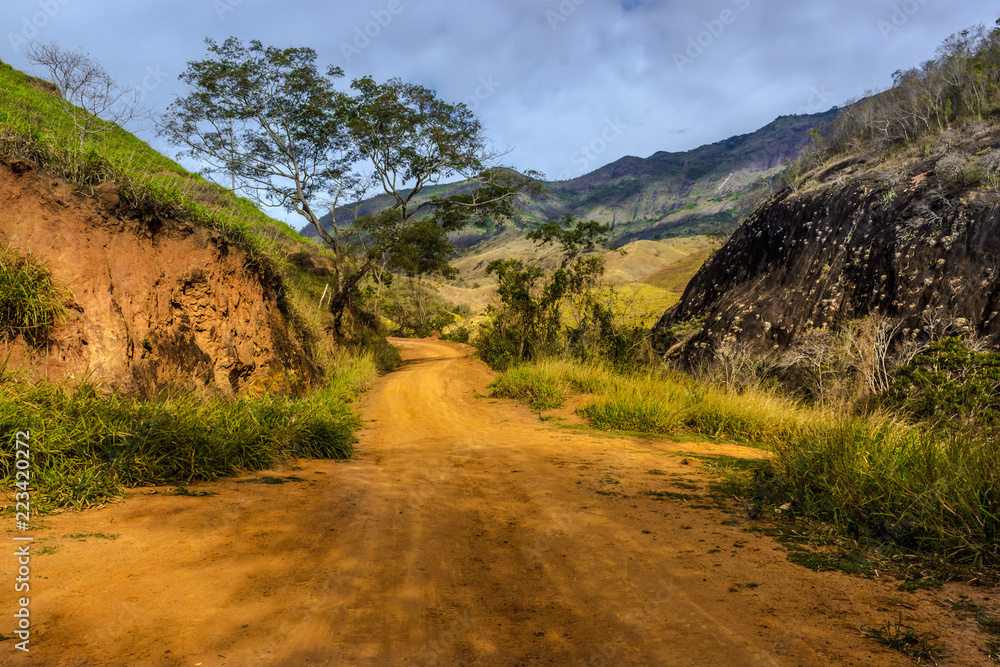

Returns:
0,159,316,396
5,339,998,665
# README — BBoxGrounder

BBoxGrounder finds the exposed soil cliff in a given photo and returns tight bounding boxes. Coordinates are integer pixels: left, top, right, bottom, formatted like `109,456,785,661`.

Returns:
0,159,320,396
653,125,1000,356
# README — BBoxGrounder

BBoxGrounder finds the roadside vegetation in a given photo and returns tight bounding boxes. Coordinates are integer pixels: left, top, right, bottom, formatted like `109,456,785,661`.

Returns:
475,216,650,371
0,352,377,511
489,331,1000,577
0,193,381,510
789,21,1000,188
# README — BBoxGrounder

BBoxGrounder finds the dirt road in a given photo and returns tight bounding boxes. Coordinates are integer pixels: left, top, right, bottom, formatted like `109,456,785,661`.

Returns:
8,339,996,665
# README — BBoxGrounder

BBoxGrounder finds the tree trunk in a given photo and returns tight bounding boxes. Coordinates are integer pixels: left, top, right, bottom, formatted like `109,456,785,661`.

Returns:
329,256,380,338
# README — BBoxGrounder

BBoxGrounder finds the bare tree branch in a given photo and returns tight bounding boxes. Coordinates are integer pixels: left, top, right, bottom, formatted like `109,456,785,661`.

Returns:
23,41,151,147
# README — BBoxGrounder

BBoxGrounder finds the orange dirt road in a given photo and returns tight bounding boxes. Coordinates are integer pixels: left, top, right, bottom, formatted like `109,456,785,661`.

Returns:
7,339,996,665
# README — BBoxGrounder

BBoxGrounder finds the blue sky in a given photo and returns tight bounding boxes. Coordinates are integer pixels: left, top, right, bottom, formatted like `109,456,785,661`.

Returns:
2,0,997,212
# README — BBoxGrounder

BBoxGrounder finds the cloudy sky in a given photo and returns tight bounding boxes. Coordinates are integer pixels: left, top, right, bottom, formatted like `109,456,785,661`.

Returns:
2,0,997,199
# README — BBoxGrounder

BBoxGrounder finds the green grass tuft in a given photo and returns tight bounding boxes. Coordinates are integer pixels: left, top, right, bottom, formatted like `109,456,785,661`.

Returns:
0,356,375,510
860,613,943,661
489,361,569,410
0,243,68,345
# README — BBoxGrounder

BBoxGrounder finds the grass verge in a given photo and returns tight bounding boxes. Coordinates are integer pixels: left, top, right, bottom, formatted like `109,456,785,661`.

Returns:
0,352,378,511
490,358,814,447
490,357,1000,575
0,242,68,345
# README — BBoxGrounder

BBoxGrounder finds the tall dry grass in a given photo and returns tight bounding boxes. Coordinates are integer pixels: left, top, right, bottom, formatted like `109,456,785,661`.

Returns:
491,358,1000,569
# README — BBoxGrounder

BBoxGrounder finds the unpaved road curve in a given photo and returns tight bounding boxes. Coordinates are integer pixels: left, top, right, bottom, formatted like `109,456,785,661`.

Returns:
9,339,995,665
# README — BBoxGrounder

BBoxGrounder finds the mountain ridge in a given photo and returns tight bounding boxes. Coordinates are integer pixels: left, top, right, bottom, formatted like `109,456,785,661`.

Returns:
304,108,839,246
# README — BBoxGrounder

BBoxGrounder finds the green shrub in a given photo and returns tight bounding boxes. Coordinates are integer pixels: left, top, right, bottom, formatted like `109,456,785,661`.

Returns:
889,337,1000,425
489,363,567,410
475,320,520,371
442,324,471,344
345,325,401,374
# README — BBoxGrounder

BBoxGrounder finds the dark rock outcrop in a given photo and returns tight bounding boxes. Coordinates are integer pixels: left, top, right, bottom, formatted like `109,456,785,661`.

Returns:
654,132,1000,357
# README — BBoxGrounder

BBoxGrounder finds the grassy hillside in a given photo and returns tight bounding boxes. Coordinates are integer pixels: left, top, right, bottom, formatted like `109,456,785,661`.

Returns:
0,58,382,509
0,59,367,363
0,61,312,264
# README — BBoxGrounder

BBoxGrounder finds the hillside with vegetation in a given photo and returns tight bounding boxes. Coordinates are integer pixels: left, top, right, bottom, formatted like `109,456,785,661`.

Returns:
305,108,836,247
534,109,839,242
0,54,382,509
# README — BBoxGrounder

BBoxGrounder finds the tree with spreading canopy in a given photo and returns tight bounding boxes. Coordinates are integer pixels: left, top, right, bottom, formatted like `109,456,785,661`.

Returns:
159,37,541,335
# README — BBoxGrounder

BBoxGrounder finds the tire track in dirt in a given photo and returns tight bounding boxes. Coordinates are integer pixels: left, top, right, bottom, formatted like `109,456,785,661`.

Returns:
10,339,995,665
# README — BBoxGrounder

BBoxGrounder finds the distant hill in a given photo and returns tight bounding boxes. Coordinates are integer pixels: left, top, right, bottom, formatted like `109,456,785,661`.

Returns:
532,109,839,241
302,109,839,246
